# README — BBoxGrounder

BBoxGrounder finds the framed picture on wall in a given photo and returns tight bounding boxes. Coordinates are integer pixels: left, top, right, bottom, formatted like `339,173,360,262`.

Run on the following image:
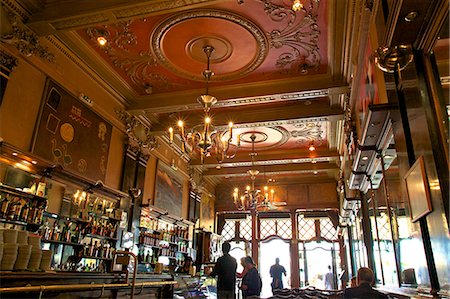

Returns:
404,156,432,222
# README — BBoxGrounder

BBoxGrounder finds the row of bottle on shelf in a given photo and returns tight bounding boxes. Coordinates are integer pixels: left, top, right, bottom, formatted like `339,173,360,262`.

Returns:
139,232,189,252
40,217,118,243
141,218,189,240
0,193,47,224
82,239,115,259
71,190,121,220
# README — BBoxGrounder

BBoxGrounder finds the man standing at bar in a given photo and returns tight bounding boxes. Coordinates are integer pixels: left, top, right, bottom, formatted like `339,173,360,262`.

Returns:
210,242,237,299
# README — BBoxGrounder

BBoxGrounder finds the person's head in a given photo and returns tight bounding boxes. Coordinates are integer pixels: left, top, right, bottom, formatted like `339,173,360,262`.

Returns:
222,242,231,254
240,257,247,268
243,256,256,268
185,256,193,266
328,265,331,271
350,276,357,287
275,258,280,264
357,267,374,286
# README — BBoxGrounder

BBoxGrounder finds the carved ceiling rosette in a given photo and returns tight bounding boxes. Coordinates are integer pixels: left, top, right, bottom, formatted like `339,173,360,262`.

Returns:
151,9,269,82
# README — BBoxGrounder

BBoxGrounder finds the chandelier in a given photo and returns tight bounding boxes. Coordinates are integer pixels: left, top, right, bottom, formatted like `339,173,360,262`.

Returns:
168,45,239,163
233,134,275,211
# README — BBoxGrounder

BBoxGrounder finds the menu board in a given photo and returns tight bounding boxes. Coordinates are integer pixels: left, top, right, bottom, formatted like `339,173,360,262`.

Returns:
32,79,112,181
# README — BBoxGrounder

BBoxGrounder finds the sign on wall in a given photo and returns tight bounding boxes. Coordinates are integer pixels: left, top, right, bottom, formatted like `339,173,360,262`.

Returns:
154,161,182,217
32,79,112,181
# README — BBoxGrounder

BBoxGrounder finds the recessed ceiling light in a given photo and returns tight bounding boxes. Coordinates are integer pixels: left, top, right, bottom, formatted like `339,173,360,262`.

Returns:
309,144,315,151
313,171,318,175
370,121,380,127
384,155,393,159
12,152,18,156
404,11,419,22
31,160,37,165
311,160,317,164
362,156,369,161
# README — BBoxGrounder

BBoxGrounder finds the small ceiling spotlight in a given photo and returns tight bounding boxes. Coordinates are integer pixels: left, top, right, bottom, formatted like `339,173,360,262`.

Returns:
308,143,316,152
313,170,318,175
292,0,303,11
404,11,419,23
94,29,109,46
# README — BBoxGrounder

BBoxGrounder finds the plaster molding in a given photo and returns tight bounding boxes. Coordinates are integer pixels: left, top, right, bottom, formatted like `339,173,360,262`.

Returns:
151,9,269,81
0,49,18,74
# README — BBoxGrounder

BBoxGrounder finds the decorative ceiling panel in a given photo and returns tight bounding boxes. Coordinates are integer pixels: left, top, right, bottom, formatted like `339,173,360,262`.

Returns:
76,0,328,97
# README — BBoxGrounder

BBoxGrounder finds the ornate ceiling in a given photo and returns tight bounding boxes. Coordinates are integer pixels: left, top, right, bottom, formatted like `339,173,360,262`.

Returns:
21,0,354,189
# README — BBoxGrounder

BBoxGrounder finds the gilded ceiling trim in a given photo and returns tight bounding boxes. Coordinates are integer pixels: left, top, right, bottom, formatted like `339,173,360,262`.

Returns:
0,14,55,62
216,117,331,130
113,0,219,19
0,0,31,21
151,9,269,81
51,14,110,30
204,156,335,169
143,88,329,114
0,50,18,74
258,0,322,74
203,169,336,177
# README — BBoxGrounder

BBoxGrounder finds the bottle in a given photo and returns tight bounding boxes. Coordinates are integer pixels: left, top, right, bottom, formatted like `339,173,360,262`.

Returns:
52,222,60,241
19,201,30,222
0,194,10,218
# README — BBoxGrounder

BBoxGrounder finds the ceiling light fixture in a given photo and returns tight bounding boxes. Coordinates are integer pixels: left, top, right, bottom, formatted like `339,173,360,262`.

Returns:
309,143,316,152
292,0,303,11
168,45,240,163
233,134,274,211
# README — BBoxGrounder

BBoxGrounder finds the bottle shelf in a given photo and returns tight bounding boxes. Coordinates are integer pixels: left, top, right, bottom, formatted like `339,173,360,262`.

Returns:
85,234,117,241
0,184,47,201
42,239,84,247
0,218,29,226
81,255,113,261
138,243,161,250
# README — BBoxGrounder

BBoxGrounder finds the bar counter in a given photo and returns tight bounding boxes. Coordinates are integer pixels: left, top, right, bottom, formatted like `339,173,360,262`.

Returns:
0,271,175,298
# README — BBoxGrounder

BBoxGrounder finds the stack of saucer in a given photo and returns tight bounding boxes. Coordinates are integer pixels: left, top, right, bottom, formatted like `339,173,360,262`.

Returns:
28,247,42,271
40,249,53,271
28,235,41,248
1,243,18,270
2,229,18,244
17,230,28,245
15,244,32,270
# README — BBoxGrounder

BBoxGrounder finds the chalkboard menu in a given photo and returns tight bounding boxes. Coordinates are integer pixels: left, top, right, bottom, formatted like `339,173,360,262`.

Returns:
32,80,112,182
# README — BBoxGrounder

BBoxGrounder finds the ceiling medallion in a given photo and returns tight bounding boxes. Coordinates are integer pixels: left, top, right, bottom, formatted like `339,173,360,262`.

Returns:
290,122,325,143
260,0,321,74
151,9,269,81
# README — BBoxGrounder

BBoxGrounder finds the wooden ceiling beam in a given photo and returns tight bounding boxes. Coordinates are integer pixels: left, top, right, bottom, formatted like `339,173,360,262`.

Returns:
202,161,338,177
150,99,344,132
191,148,340,167
27,0,227,35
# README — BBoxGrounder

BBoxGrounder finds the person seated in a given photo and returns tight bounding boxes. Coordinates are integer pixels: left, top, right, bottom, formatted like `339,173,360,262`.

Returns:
350,276,357,288
176,256,193,274
343,267,388,298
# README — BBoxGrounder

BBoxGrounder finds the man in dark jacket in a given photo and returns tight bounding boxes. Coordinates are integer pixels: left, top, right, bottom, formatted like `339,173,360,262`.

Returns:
343,267,388,298
210,242,237,299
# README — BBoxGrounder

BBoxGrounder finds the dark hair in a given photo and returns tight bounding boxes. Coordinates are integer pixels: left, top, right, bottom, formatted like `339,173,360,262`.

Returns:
357,267,374,285
222,242,231,253
244,256,256,266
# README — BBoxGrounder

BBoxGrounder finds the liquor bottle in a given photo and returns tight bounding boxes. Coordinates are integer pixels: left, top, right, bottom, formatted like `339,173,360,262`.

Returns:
41,222,51,240
19,201,30,222
52,222,60,241
0,194,10,218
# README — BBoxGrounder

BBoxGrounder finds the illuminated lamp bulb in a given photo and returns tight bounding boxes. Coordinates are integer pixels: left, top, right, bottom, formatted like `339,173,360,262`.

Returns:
246,185,251,191
264,186,268,192
309,144,315,151
234,188,239,193
177,120,184,127
205,117,211,124
292,0,303,11
97,36,107,46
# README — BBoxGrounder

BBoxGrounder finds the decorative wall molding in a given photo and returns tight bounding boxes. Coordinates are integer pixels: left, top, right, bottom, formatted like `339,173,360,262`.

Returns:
0,13,55,62
0,50,18,74
201,156,335,169
0,0,31,21
116,110,159,160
